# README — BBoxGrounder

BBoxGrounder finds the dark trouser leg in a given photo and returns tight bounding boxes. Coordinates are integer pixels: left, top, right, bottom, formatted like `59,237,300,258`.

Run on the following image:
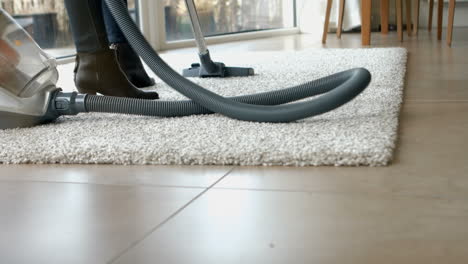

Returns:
101,0,155,88
64,0,108,52
102,0,128,44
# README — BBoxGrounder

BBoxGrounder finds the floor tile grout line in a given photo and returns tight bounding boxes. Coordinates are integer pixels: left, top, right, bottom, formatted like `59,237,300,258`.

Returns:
0,178,212,190
1,178,457,202
107,167,235,264
210,186,460,201
405,100,468,103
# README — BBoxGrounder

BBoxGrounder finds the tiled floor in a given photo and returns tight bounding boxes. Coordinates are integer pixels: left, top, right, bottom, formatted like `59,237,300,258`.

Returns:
1,28,468,264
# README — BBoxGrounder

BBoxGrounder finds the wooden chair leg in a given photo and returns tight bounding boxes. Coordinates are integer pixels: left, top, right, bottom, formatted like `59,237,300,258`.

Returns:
397,0,403,41
413,0,420,35
381,0,389,34
428,0,434,32
437,0,443,40
322,0,333,44
337,0,345,38
405,0,412,36
447,0,456,46
361,0,372,45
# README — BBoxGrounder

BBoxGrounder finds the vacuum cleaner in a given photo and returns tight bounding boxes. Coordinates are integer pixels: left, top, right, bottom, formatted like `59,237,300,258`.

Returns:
0,0,371,130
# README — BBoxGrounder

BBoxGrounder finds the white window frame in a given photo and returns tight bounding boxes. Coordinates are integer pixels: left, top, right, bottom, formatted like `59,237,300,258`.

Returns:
138,0,299,51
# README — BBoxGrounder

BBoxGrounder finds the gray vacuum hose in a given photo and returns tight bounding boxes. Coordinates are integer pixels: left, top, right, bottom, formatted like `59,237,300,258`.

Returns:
80,0,371,122
83,69,358,117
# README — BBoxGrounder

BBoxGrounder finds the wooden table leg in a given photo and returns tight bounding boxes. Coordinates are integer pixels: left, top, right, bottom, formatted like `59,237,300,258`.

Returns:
381,0,389,34
396,0,403,41
406,0,412,36
428,0,434,32
322,0,333,44
447,0,456,46
437,0,443,40
413,0,420,35
361,0,372,45
337,0,346,38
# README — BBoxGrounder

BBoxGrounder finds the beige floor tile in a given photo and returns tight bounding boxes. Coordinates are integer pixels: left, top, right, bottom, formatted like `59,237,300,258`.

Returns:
113,189,468,264
0,165,232,188
404,79,468,101
408,64,468,81
0,182,202,264
216,102,468,199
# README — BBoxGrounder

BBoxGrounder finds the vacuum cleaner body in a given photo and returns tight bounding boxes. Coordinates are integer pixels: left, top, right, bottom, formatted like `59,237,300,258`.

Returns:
0,9,59,129
0,89,57,129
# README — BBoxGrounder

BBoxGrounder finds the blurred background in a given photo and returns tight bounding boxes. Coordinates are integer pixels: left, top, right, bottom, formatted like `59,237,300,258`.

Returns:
0,0,293,57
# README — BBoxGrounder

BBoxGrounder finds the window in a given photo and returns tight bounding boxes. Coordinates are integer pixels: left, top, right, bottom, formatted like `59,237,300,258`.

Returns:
1,0,74,58
0,0,139,58
163,0,296,42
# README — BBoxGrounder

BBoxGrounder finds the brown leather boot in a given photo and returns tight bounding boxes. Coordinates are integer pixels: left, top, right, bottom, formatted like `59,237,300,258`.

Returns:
74,49,159,99
111,43,156,88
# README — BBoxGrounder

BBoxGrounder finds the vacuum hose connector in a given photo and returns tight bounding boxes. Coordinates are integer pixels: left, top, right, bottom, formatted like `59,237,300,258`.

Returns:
52,90,87,115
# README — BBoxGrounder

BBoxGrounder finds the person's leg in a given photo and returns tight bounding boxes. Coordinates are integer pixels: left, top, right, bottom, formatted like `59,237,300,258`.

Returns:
102,0,127,44
63,0,158,99
64,0,108,52
101,0,156,88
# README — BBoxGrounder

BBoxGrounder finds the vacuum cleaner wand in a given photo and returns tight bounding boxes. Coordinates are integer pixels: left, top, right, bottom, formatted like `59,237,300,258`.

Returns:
182,0,255,78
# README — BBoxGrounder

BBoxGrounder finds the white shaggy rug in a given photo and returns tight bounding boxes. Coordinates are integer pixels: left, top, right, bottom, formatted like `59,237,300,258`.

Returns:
0,48,407,166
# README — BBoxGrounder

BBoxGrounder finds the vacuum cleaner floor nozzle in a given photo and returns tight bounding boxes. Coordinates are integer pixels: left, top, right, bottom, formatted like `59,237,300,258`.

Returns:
182,62,255,78
182,50,255,78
